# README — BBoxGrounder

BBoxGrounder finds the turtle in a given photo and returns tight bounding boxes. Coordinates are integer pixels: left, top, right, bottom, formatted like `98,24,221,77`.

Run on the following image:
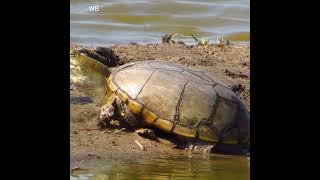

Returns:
70,50,250,153
70,49,250,154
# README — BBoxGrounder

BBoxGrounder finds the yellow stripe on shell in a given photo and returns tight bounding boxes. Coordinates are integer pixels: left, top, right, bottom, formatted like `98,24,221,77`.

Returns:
172,124,196,138
220,139,239,145
198,126,219,143
142,108,158,125
154,119,173,133
107,75,113,86
108,79,118,92
198,135,218,143
127,99,143,115
116,89,128,102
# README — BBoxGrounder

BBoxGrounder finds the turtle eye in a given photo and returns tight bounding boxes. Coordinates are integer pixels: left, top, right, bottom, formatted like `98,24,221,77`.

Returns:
70,52,74,57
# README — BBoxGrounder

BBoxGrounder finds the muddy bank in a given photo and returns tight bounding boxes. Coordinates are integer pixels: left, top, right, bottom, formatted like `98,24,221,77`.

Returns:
70,42,250,171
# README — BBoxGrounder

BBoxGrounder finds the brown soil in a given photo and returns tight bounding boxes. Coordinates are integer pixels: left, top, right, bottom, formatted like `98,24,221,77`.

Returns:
70,42,250,171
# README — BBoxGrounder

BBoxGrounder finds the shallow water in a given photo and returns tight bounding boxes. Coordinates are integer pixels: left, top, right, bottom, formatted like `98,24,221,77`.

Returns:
71,154,249,180
70,0,250,46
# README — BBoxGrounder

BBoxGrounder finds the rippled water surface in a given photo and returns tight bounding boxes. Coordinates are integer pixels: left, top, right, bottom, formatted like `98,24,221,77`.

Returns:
70,0,250,46
71,154,250,180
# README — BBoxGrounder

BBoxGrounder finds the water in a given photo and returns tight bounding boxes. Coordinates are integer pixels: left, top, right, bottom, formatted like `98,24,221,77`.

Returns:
70,0,250,46
71,154,249,180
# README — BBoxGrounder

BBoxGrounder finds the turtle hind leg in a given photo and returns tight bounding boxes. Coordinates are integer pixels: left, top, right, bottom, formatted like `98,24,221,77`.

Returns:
164,134,216,153
187,143,216,154
178,142,215,159
185,143,250,156
175,140,216,156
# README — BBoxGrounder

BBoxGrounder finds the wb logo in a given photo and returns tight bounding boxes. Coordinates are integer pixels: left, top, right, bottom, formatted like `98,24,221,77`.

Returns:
88,6,99,12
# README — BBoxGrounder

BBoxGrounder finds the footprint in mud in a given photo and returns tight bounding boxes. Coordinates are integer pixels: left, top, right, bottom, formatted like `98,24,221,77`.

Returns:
70,96,94,105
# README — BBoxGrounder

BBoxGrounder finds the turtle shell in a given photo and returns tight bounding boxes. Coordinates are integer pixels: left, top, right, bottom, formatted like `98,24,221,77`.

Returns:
107,60,249,145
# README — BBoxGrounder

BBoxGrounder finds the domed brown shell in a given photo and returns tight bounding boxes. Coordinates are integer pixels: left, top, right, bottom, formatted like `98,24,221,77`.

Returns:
107,60,249,145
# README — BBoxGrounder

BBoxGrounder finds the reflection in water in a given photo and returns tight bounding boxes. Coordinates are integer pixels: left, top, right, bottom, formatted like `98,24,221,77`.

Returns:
70,0,250,46
71,154,249,180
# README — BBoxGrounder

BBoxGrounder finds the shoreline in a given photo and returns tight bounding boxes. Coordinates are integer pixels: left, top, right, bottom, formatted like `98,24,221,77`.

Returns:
71,40,250,49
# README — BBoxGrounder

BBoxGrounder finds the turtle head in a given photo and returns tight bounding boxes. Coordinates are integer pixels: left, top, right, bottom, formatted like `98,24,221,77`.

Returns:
70,48,113,104
70,49,77,58
70,48,112,78
70,47,120,77
70,49,86,63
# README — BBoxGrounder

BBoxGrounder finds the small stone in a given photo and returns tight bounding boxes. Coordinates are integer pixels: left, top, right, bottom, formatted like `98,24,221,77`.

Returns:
111,141,118,146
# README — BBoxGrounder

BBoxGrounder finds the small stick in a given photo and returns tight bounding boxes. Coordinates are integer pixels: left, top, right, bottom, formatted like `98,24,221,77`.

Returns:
134,139,146,151
225,69,250,79
161,33,183,44
113,128,126,134
71,167,86,175
78,128,100,131
191,34,199,43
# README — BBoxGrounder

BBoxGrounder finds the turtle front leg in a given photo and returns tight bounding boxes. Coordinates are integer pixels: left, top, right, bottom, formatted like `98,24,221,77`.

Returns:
98,93,123,128
100,93,119,120
100,93,138,129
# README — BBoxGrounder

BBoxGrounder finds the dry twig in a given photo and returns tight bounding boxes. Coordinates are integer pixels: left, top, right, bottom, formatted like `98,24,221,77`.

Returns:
134,139,146,151
225,69,250,79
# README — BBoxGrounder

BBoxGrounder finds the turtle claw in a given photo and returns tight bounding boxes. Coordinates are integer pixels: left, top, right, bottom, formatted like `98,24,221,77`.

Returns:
186,143,215,156
100,104,115,119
